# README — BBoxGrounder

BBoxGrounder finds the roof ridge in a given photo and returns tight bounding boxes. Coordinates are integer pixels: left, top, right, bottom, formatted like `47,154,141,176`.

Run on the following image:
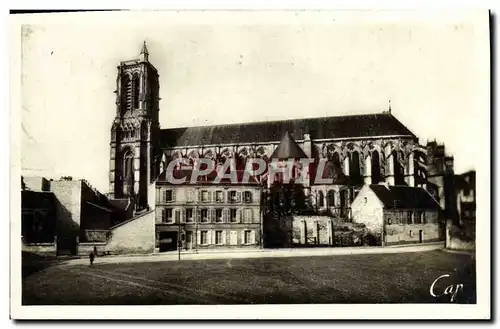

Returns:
161,111,391,131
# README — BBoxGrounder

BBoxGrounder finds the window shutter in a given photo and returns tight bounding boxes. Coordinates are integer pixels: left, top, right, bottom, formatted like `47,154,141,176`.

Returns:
163,191,167,202
242,208,246,223
239,209,242,223
211,230,215,245
172,190,176,202
207,191,211,203
237,192,242,203
222,230,226,245
197,190,201,203
226,190,230,202
196,208,201,223
223,209,228,223
250,230,255,244
207,230,212,245
210,209,215,223
181,208,185,223
156,189,160,203
240,230,245,245
212,191,216,202
197,231,201,245
162,208,166,222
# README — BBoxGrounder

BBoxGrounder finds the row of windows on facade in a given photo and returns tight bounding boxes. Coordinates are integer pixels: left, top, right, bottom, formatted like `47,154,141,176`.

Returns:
158,189,254,204
198,230,256,245
160,207,256,224
159,230,257,245
386,211,437,225
314,189,354,208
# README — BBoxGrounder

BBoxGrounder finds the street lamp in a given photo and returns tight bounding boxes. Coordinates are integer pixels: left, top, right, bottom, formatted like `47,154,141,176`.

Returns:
178,223,186,260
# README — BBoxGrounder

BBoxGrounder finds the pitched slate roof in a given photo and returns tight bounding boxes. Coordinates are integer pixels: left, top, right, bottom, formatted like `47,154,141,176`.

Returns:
158,169,260,185
369,185,441,210
270,131,307,159
160,112,416,147
108,198,130,211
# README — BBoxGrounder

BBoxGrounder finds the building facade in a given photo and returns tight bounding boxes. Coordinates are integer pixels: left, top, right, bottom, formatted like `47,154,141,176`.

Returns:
455,170,476,225
108,44,451,251
155,178,262,251
351,184,442,245
21,176,132,256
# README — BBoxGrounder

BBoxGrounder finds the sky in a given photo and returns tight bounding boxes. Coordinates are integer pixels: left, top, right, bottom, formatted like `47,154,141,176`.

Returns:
18,10,490,193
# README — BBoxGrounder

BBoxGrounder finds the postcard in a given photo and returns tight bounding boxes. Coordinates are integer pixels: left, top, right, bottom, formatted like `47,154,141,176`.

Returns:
10,9,491,320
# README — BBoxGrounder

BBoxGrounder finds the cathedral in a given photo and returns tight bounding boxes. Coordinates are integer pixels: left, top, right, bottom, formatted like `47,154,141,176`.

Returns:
108,43,448,252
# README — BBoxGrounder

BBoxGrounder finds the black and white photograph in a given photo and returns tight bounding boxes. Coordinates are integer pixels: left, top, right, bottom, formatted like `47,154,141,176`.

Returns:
9,8,490,320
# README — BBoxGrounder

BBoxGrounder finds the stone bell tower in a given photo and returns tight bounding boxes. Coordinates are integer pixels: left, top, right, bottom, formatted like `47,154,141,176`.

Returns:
109,41,160,210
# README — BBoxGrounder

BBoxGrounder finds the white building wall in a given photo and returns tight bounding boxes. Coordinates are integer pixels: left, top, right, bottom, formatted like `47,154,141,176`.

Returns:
351,185,384,233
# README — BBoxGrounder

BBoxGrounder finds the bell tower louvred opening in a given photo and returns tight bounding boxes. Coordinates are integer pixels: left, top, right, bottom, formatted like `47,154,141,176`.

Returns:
109,41,161,212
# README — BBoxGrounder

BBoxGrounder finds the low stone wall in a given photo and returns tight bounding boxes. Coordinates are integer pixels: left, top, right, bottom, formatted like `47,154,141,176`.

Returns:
76,210,156,256
292,216,333,246
291,216,376,247
22,242,57,256
78,242,108,257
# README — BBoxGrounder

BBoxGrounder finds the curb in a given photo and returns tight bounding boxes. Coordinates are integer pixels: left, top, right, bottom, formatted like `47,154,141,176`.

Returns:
441,248,475,256
58,243,445,266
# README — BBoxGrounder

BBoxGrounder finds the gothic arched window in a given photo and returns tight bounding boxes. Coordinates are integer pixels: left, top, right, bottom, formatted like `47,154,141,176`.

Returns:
371,150,381,184
327,190,335,208
328,152,342,181
121,74,132,112
393,150,405,185
123,150,134,179
133,74,140,109
349,151,362,185
317,190,325,208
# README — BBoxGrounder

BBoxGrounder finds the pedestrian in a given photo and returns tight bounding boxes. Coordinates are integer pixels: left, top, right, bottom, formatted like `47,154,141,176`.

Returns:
89,251,95,266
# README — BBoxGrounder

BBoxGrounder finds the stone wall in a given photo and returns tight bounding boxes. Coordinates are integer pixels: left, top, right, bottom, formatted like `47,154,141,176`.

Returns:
51,180,82,227
23,176,51,192
351,188,384,233
50,180,82,255
22,242,57,256
105,210,155,255
383,210,441,245
292,215,333,246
